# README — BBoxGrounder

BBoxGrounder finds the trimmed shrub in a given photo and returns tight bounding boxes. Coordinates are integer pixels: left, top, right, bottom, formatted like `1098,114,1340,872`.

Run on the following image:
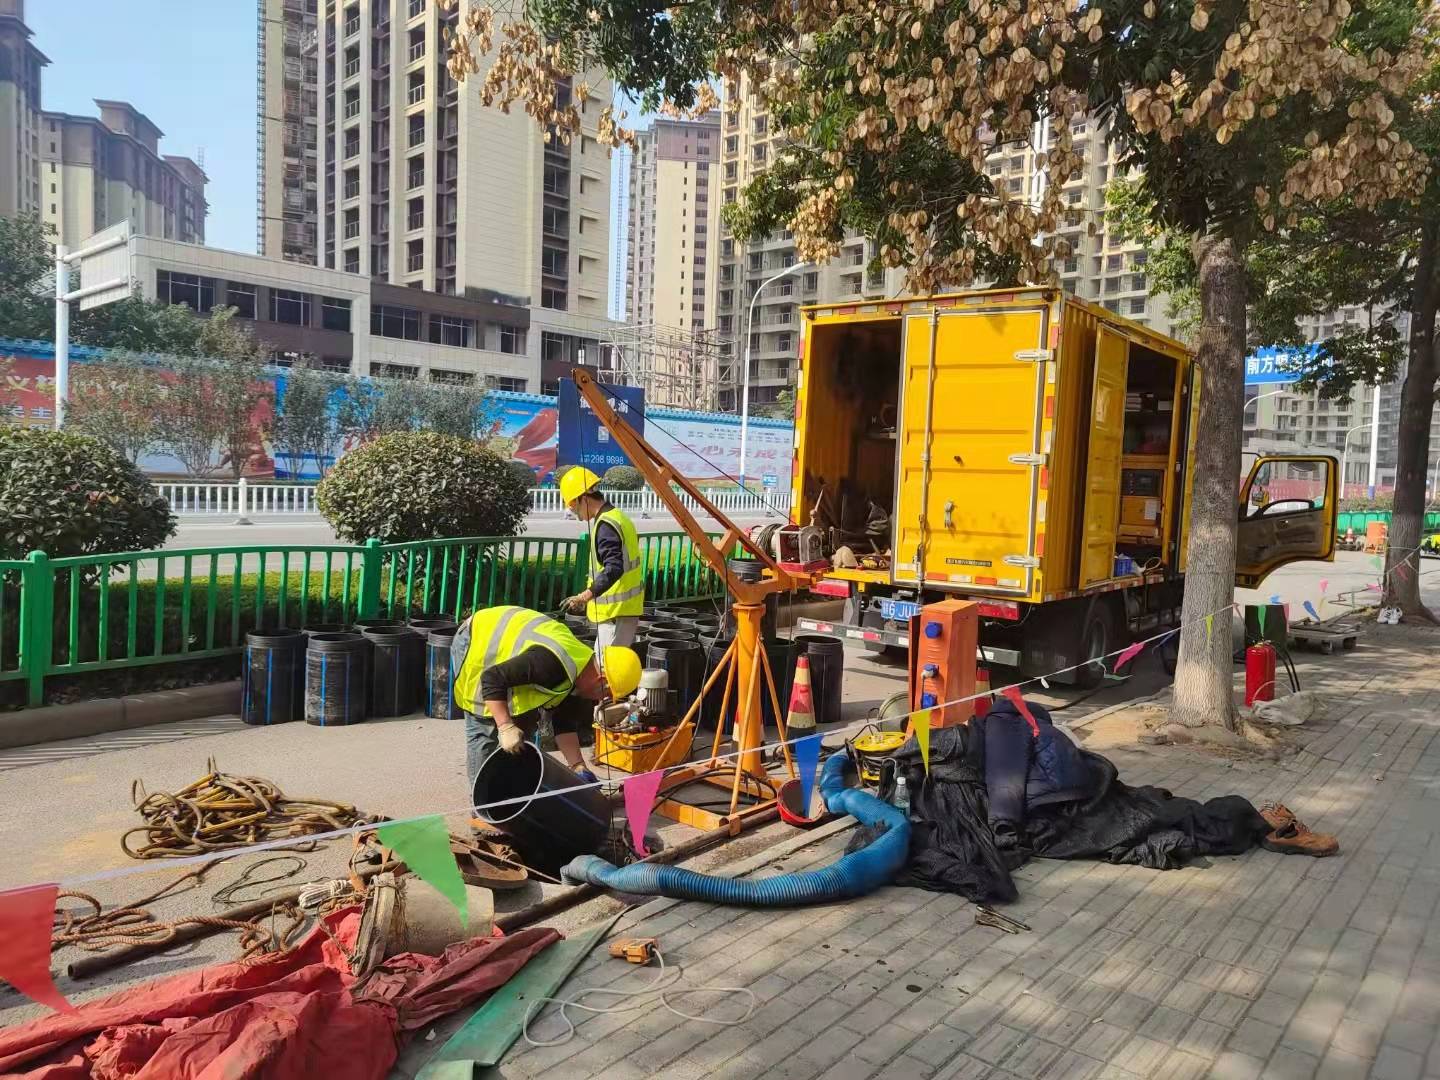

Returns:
507,459,540,489
316,430,531,543
602,465,645,491
0,427,175,561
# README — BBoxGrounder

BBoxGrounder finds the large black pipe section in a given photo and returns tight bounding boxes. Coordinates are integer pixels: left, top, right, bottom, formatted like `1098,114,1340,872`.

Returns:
304,632,369,726
363,623,424,718
472,742,610,875
242,628,306,725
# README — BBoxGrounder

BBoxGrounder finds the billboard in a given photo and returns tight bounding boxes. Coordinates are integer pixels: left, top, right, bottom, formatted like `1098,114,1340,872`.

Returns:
557,380,645,472
644,409,792,486
1245,345,1316,385
4,350,276,477
5,345,793,490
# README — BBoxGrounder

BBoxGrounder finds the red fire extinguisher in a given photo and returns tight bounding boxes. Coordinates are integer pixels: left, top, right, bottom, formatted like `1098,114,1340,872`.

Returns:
1245,642,1277,706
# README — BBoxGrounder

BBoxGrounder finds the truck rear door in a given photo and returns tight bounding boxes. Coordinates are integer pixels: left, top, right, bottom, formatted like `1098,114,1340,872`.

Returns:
1079,327,1130,586
894,305,1049,595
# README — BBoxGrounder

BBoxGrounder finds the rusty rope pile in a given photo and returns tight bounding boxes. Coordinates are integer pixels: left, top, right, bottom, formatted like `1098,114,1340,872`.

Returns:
52,856,308,959
122,760,365,859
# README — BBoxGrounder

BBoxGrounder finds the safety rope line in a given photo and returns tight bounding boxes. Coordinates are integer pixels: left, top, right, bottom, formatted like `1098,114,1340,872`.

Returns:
9,547,1417,899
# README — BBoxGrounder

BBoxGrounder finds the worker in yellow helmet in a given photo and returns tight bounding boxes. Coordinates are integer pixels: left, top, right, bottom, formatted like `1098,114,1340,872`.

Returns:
558,467,645,662
452,605,641,786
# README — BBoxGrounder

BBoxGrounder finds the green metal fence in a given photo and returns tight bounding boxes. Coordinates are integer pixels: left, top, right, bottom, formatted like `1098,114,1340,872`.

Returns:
0,531,729,708
1335,510,1440,536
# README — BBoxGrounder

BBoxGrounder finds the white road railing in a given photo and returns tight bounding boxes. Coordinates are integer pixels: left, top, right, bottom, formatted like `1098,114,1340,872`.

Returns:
160,480,790,520
157,479,316,517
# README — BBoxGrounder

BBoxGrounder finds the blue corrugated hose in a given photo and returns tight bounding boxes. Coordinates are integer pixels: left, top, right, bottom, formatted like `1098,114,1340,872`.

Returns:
560,753,910,905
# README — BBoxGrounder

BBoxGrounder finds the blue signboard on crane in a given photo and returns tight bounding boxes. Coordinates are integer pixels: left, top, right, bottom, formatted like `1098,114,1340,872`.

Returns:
557,379,645,471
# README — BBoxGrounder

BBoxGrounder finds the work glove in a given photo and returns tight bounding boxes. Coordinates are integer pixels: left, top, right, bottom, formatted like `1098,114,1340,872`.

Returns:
498,724,525,754
561,592,590,614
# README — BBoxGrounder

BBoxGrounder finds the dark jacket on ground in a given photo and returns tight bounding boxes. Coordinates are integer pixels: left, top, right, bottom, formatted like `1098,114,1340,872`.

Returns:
979,699,1094,843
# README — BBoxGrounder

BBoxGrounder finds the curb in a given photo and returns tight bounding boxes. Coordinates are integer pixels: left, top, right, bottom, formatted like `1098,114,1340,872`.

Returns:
0,681,243,750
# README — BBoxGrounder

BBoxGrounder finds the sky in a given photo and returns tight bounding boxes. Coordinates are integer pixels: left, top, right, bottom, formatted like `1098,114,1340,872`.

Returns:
30,2,260,253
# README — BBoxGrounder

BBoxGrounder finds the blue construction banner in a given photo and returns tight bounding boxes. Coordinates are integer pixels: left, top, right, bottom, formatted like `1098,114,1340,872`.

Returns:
557,380,645,471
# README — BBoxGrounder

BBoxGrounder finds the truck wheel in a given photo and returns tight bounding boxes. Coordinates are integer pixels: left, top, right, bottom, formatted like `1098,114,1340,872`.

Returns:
1074,601,1118,689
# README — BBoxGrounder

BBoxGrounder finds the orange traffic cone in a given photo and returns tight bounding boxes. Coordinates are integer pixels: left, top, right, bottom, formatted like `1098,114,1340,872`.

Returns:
787,654,817,734
973,666,992,718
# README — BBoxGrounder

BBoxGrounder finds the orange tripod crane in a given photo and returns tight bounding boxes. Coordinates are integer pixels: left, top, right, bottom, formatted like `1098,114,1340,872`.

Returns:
572,368,813,830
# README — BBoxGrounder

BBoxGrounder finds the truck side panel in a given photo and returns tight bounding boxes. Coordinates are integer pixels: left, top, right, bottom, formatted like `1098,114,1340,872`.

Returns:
894,307,1048,597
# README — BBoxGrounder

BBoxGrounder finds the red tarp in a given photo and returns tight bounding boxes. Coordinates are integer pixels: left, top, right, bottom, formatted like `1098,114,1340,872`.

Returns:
0,909,559,1080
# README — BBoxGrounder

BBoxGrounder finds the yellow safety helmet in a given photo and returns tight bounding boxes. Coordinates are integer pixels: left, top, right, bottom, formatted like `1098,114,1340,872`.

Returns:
601,645,642,700
559,466,604,509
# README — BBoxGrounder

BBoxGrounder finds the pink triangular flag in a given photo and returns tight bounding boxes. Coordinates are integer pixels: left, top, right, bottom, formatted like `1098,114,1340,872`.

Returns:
1319,579,1329,595
1114,641,1145,671
1000,686,1039,735
623,771,666,857
1364,583,1381,592
0,884,73,1013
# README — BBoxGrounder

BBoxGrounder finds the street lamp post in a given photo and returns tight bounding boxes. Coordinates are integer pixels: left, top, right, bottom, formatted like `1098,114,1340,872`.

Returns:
1244,388,1288,415
1339,421,1375,499
739,261,813,492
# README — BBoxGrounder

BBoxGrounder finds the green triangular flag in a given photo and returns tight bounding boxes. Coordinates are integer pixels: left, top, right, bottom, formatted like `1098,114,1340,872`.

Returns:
377,815,468,929
1257,606,1268,636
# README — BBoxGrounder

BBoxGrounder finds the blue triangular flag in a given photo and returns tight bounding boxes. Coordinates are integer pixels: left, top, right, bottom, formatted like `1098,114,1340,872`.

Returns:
1303,600,1319,621
1269,594,1282,605
795,733,823,818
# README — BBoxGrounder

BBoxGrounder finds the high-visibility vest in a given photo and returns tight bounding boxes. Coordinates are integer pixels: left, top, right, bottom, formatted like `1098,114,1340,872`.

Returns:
587,507,644,621
452,606,595,718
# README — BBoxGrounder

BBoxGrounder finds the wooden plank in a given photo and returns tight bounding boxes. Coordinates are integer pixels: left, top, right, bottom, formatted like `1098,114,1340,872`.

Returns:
415,911,623,1076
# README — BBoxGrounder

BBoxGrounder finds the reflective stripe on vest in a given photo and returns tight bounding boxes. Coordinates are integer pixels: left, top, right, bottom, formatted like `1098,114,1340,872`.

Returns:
452,605,595,718
587,507,644,621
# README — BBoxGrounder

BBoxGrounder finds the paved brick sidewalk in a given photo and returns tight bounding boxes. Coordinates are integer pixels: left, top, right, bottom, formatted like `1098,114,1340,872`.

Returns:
476,623,1440,1080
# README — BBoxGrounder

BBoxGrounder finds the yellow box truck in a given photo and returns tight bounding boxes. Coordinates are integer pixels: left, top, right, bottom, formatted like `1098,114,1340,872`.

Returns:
789,287,1338,685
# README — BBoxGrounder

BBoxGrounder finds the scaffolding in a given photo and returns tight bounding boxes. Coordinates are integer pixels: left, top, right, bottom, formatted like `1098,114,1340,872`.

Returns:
600,323,736,413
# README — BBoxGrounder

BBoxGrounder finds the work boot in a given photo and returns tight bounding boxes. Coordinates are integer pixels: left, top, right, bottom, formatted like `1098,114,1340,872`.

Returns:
1259,802,1297,833
1258,802,1339,857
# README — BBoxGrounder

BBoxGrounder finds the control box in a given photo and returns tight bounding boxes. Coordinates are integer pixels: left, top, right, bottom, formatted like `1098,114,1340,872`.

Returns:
907,599,979,729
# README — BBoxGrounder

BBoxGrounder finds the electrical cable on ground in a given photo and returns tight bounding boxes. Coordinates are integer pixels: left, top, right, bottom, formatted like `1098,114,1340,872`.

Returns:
521,945,756,1048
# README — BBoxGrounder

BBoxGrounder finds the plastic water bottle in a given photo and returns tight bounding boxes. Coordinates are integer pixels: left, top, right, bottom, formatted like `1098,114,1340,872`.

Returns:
893,775,911,815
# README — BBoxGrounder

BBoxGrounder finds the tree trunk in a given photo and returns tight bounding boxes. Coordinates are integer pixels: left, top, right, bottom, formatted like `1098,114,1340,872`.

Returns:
1382,219,1439,621
1171,234,1248,730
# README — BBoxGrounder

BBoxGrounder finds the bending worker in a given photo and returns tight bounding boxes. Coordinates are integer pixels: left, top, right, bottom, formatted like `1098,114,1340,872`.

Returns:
558,467,644,652
452,604,641,786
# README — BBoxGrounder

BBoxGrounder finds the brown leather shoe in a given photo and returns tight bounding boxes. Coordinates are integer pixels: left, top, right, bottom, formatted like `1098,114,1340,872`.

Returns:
1259,804,1339,857
1259,802,1297,833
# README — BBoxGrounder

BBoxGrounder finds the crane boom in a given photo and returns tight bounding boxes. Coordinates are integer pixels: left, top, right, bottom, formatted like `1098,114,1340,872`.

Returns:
570,368,802,604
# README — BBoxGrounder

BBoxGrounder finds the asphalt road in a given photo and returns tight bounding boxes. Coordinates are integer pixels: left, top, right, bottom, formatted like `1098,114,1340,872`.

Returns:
165,510,782,552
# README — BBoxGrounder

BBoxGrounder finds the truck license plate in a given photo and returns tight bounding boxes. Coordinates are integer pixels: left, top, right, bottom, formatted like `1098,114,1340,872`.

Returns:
878,599,920,621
